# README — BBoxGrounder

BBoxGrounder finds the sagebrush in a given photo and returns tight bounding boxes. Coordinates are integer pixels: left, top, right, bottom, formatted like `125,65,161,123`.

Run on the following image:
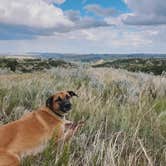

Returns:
0,67,166,166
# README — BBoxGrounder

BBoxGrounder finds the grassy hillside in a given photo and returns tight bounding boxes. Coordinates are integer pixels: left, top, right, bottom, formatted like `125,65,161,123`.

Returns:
0,67,166,166
92,58,166,75
0,57,74,73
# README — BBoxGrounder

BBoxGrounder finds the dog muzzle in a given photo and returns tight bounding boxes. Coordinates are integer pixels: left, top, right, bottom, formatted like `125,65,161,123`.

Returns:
59,101,72,113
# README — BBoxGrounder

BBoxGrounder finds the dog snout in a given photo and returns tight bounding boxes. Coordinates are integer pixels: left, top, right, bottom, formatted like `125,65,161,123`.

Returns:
59,101,72,112
64,102,71,109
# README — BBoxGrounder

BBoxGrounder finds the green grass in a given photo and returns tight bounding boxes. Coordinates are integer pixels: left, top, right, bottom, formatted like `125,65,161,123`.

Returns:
0,67,166,166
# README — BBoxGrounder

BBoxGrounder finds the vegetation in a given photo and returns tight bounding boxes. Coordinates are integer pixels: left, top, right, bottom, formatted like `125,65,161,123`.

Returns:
92,58,166,75
0,57,74,73
0,66,166,166
1,57,166,76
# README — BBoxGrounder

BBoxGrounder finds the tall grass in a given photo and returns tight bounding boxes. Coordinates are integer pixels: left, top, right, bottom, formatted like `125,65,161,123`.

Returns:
0,67,166,166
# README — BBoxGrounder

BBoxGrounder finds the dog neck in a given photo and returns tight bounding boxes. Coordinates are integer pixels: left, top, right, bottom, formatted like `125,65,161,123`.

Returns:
45,107,65,119
51,110,65,119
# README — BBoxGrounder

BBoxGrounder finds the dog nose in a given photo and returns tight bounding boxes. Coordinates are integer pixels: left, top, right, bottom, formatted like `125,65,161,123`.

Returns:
65,103,71,107
65,103,71,108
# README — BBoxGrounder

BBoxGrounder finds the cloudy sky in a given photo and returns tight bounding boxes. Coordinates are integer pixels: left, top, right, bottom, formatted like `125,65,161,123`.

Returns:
0,0,166,54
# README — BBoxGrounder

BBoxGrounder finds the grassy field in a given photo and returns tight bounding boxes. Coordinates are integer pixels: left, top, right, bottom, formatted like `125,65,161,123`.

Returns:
0,66,166,166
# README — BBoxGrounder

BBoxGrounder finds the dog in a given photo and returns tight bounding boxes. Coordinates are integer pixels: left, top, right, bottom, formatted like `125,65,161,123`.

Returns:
0,91,83,166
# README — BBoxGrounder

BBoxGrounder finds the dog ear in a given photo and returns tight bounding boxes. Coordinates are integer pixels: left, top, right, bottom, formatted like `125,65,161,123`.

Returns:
46,96,53,109
67,91,78,97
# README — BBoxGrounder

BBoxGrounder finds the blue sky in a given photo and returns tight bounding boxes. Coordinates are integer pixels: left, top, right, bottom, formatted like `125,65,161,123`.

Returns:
60,0,129,13
0,0,166,54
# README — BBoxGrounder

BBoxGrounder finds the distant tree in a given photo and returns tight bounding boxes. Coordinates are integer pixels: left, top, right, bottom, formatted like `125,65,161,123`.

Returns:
6,59,18,72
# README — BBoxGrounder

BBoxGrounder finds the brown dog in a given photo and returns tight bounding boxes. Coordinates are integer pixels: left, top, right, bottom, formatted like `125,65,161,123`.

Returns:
0,91,83,166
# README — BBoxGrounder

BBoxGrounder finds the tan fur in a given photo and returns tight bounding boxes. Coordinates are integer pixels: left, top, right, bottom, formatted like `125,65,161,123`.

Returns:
0,91,83,166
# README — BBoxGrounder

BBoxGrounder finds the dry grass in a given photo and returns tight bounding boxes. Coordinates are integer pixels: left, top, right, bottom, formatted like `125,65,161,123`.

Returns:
0,67,166,166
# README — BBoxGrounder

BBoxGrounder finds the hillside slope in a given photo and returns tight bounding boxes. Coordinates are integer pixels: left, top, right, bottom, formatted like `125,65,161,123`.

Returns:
0,67,166,166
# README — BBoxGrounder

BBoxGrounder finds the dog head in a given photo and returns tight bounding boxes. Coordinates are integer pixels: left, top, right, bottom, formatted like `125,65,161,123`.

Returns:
46,91,78,115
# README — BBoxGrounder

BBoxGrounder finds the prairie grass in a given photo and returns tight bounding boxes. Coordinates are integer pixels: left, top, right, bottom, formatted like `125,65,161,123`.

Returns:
0,67,166,166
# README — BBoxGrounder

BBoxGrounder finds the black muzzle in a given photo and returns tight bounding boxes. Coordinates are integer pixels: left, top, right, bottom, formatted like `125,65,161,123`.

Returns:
59,100,72,112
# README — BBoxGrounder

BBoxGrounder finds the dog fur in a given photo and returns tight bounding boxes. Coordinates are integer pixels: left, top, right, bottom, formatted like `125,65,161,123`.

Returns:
0,91,83,166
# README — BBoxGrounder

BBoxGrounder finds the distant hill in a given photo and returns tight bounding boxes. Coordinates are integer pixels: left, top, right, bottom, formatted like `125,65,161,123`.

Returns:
92,58,166,75
0,57,74,73
1,53,166,62
28,52,166,62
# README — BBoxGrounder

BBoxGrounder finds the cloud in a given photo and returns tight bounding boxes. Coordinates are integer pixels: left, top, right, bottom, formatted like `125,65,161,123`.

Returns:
105,14,128,26
65,10,81,22
0,23,56,40
0,0,165,53
123,0,166,25
1,25,166,54
84,4,118,17
44,0,66,5
65,10,111,31
0,0,72,29
0,26,157,53
0,1,113,40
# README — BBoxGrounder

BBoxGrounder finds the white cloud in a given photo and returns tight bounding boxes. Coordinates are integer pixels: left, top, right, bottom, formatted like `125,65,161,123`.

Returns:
1,26,165,54
0,0,73,28
44,0,66,5
105,13,129,26
0,0,165,53
0,1,111,40
123,0,166,25
76,27,153,47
